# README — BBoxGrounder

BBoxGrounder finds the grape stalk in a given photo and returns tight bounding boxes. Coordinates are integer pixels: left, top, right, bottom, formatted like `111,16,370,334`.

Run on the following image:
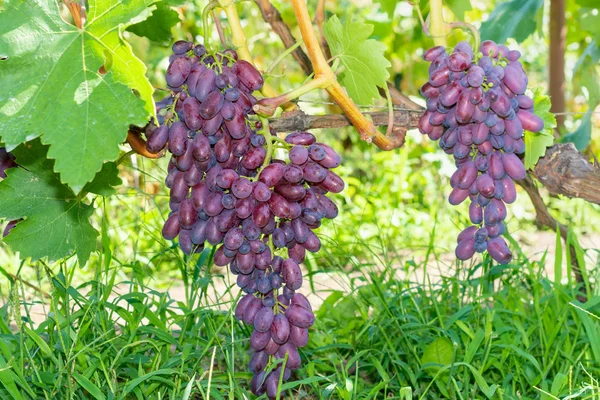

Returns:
149,41,343,397
418,40,544,264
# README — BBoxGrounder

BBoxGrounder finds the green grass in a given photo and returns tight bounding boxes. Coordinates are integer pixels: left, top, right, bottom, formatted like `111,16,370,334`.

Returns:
2,228,600,399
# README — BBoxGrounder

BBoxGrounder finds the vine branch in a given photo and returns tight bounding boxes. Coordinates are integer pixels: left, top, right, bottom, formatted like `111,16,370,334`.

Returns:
253,0,313,76
517,175,586,300
532,143,600,205
255,0,405,151
268,108,421,133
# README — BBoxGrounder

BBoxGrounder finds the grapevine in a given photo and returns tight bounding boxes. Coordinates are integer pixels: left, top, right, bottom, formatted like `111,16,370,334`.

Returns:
148,40,343,397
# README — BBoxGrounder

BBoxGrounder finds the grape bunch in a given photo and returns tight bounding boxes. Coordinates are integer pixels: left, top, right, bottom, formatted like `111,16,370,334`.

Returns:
149,40,343,398
418,40,544,264
1,147,19,238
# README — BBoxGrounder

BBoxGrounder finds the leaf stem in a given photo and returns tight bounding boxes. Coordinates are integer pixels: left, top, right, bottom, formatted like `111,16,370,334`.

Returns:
254,75,332,116
266,40,305,75
411,1,429,36
448,21,481,53
203,1,219,49
212,9,227,47
256,117,274,177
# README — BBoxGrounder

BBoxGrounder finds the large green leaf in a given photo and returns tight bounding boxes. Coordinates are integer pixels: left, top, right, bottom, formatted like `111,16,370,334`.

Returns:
480,0,543,43
0,141,121,265
523,88,555,170
0,0,154,193
128,2,181,44
323,15,391,106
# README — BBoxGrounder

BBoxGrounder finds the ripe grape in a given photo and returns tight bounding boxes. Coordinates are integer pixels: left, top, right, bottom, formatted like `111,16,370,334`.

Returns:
419,40,544,264
155,42,344,397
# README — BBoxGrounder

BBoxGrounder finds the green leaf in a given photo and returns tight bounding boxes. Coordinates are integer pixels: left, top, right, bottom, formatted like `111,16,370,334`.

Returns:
480,0,543,43
523,88,555,170
445,0,472,20
122,369,180,396
128,2,181,44
0,0,154,193
421,337,453,375
72,373,107,400
376,0,398,17
577,0,600,42
323,15,391,106
82,162,122,196
563,110,592,151
573,41,600,106
0,140,98,264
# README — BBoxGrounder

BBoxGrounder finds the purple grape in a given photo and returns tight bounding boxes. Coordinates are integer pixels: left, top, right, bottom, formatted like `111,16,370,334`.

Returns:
502,153,526,180
233,60,264,91
451,161,477,190
456,238,475,260
476,174,495,198
166,57,191,88
469,201,483,224
162,213,180,240
487,237,512,264
199,90,224,120
285,304,315,328
271,314,291,344
282,258,302,290
448,187,470,205
517,110,544,132
448,52,471,72
147,125,169,153
489,152,505,180
168,122,188,156
424,46,446,61
503,63,528,95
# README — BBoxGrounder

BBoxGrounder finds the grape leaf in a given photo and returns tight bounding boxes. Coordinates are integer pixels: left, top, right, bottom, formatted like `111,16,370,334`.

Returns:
445,0,472,20
480,0,544,44
128,2,181,44
82,162,122,196
523,88,556,170
0,0,154,193
0,140,100,265
323,15,391,106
